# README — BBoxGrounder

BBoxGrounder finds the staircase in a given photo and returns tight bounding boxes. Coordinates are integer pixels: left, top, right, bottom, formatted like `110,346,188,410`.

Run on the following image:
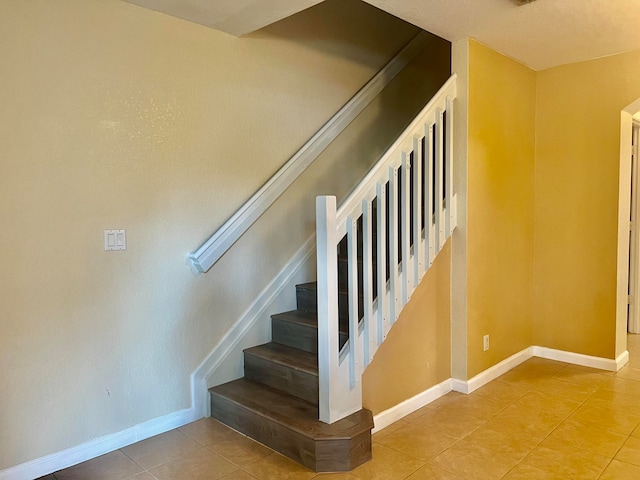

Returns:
209,256,374,473
208,74,457,473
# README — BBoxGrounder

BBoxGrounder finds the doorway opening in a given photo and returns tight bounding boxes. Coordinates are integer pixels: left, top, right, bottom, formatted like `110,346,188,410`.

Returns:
617,99,640,360
628,121,640,333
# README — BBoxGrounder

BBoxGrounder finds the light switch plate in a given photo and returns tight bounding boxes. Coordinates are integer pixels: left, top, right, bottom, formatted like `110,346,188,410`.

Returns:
104,230,126,251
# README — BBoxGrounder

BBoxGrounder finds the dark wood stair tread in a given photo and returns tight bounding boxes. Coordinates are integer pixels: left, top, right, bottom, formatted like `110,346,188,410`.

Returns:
271,309,318,326
210,378,372,440
297,281,366,296
244,342,318,375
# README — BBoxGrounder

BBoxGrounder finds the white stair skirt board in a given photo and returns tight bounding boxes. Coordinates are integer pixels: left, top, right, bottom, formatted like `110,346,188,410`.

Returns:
192,236,316,417
0,408,199,480
372,379,453,434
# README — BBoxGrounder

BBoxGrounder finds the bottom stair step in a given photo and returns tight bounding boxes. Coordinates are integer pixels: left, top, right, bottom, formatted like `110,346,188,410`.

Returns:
209,378,373,472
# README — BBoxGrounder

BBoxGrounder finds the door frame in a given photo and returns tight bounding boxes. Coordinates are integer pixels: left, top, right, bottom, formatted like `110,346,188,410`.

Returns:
628,121,640,333
616,100,640,357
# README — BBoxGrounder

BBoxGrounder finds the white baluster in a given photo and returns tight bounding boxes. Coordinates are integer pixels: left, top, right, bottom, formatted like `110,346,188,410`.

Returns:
401,152,411,305
346,215,359,389
362,199,374,366
435,108,444,251
388,166,399,324
413,135,423,284
426,123,434,266
445,97,454,238
376,182,388,343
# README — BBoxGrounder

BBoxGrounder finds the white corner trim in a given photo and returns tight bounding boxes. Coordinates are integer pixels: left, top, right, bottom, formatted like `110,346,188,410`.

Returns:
0,408,198,480
191,235,317,417
617,350,631,370
189,31,432,273
371,379,453,434
533,346,627,372
453,347,535,394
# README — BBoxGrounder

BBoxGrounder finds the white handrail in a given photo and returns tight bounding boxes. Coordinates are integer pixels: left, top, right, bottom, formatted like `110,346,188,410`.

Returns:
188,32,433,273
316,74,457,424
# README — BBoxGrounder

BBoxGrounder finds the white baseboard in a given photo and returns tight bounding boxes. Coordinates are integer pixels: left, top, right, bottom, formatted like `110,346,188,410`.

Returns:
373,345,628,436
451,346,627,395
191,236,316,417
534,346,629,372
453,347,535,394
5,332,627,480
371,379,453,433
0,408,199,480
617,350,631,370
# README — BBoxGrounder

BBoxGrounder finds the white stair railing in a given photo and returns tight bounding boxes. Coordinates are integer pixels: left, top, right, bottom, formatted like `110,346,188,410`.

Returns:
316,75,457,424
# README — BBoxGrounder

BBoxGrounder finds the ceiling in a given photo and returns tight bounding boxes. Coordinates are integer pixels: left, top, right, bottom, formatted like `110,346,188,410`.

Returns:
123,0,323,36
123,0,640,71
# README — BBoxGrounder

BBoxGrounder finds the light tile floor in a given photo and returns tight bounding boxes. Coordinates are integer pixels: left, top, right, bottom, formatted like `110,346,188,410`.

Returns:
39,334,640,480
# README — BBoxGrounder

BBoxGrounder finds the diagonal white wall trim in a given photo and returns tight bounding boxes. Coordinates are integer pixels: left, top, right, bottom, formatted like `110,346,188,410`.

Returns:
188,31,432,273
191,235,317,417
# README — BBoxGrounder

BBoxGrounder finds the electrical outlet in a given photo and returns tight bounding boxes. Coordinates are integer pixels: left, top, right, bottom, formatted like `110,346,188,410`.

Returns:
483,334,490,351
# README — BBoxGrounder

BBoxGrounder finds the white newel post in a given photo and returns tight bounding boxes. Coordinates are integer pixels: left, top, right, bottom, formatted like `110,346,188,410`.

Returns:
316,196,340,424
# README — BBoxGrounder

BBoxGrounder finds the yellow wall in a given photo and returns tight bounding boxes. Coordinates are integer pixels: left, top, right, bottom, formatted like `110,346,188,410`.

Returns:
362,241,451,415
0,0,420,470
535,50,640,358
466,41,536,377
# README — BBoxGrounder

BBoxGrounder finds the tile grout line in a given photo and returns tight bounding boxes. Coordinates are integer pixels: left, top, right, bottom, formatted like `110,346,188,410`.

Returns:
499,377,601,479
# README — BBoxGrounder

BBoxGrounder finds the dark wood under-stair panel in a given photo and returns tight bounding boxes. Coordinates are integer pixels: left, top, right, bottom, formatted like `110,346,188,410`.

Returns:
210,378,373,472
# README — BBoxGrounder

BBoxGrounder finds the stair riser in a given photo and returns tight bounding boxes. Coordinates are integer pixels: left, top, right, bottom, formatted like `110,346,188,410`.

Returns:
272,317,318,354
244,353,318,405
295,285,317,313
272,318,348,353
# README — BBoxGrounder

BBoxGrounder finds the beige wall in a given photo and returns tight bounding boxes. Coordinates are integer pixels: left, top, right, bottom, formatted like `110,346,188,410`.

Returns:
362,241,451,416
0,0,419,470
535,50,640,358
466,40,536,377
